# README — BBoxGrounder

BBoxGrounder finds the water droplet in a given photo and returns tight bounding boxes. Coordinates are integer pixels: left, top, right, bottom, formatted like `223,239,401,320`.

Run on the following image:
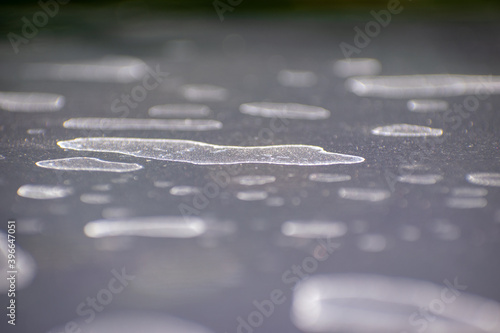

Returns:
407,99,449,112
333,58,381,78
338,188,390,202
63,118,222,131
180,84,228,102
0,92,64,112
80,193,112,205
450,187,488,197
154,180,174,188
397,174,443,185
169,186,200,196
282,220,347,239
26,56,149,83
236,191,268,201
346,74,500,98
292,274,500,333
148,104,211,118
466,172,500,187
84,216,207,238
17,185,73,199
36,157,143,172
308,173,351,183
371,124,443,137
240,102,330,120
277,69,318,87
265,196,284,207
92,184,112,191
357,234,387,252
27,128,46,135
233,175,276,186
446,197,487,209
57,137,366,166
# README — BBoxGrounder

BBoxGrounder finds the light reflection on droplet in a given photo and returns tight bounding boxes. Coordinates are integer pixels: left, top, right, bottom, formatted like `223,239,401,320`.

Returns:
397,174,443,185
26,56,149,83
27,128,46,135
346,74,500,98
466,173,500,187
148,104,211,118
450,187,488,197
154,180,174,188
84,216,207,238
292,274,500,333
308,173,351,183
169,186,200,196
282,221,347,239
180,84,228,102
446,197,487,209
236,191,268,201
80,193,112,205
0,92,64,112
407,99,449,112
371,124,443,137
17,184,73,200
92,184,112,192
233,175,276,186
338,188,390,202
63,118,222,131
240,102,330,120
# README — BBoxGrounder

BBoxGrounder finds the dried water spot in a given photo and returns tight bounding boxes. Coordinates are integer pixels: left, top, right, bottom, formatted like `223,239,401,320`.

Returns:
36,157,143,172
57,137,365,166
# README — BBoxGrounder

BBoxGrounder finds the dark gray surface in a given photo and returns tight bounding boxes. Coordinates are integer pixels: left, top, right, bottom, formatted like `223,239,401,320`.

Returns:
0,15,500,333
